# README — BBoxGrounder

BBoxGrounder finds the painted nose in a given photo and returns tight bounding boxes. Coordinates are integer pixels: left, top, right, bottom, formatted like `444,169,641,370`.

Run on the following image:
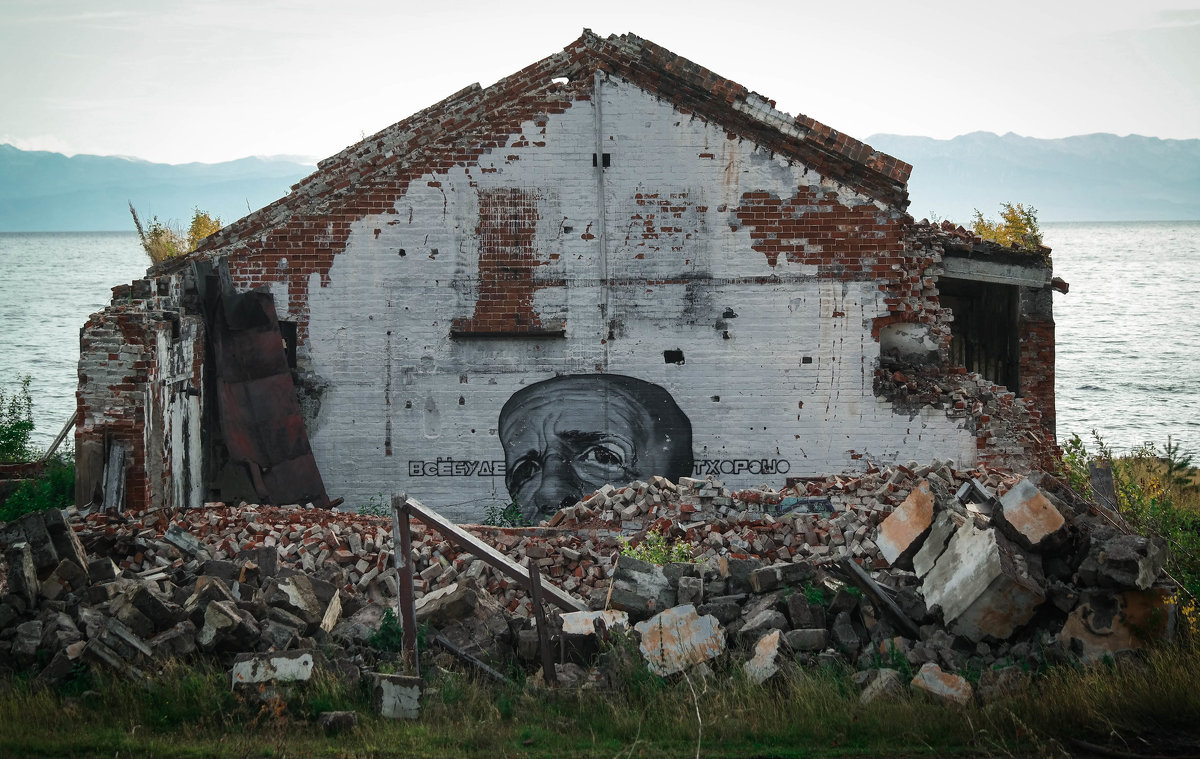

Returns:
529,456,583,518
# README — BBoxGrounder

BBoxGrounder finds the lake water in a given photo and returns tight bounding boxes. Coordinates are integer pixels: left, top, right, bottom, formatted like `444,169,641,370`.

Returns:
1,224,1197,457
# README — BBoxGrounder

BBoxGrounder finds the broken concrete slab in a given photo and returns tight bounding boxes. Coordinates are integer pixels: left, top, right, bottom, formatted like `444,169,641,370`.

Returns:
608,555,676,621
561,609,629,637
164,524,212,560
1077,533,1167,591
996,478,1066,550
743,629,784,685
414,582,476,626
1057,588,1175,661
633,604,726,676
876,479,936,570
911,661,973,706
921,521,1044,642
40,508,90,578
197,600,260,652
230,650,315,688
373,673,422,720
912,510,962,579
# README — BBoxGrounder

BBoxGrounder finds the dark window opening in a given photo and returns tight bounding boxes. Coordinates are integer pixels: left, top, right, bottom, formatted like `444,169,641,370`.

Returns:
278,320,298,369
939,278,1020,394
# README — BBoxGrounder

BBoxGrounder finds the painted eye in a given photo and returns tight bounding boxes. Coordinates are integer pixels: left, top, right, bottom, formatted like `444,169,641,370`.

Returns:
508,458,541,490
579,444,625,468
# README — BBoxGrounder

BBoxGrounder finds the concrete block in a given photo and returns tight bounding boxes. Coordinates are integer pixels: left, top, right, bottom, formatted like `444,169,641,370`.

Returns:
317,711,359,734
876,480,936,570
782,627,827,652
921,522,1044,642
633,604,726,676
996,478,1066,550
230,650,315,687
736,609,789,648
373,673,422,720
4,543,39,607
911,662,972,706
859,668,905,704
260,575,324,628
748,561,814,593
676,575,703,605
830,611,861,656
608,556,675,621
198,600,260,651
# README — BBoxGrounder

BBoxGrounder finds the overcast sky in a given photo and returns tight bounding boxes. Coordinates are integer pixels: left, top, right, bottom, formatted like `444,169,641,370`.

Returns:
2,0,1198,165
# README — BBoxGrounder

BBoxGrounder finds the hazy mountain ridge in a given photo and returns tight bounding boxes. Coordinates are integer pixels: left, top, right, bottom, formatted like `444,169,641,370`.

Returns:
867,132,1200,222
2,133,1198,230
0,145,314,232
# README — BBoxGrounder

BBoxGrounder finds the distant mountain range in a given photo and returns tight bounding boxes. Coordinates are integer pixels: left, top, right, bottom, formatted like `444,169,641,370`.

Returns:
0,145,313,232
867,132,1200,223
2,133,1198,231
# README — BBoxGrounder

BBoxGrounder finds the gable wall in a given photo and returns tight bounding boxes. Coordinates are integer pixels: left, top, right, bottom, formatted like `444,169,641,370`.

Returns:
239,78,978,521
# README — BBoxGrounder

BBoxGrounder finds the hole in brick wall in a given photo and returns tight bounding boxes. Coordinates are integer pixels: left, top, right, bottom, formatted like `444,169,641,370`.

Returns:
722,331,731,340
405,400,412,409
711,396,720,402
398,249,406,257
663,349,685,364
278,321,298,369
723,308,738,319
802,356,813,364
552,76,569,84
458,396,465,405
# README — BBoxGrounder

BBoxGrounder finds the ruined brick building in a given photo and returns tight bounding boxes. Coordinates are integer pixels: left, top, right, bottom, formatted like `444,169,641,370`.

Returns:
75,31,1060,522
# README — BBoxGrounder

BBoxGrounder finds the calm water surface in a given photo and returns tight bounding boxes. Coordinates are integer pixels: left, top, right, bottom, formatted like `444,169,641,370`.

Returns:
0,224,1196,456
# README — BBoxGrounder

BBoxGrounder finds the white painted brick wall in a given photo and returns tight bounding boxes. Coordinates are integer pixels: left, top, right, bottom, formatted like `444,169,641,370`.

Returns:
304,77,976,520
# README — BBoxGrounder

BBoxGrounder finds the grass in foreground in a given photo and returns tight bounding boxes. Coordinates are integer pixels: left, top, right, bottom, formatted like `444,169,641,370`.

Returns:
2,640,1200,759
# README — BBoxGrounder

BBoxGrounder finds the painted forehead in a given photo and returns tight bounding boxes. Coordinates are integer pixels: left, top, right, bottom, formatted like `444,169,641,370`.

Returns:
499,377,651,441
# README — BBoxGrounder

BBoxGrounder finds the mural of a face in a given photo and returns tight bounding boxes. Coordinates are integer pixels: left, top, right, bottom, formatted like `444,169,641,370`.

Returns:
498,374,693,522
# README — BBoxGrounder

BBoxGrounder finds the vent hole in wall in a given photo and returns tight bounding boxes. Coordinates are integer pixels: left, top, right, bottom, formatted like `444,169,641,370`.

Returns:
663,349,685,365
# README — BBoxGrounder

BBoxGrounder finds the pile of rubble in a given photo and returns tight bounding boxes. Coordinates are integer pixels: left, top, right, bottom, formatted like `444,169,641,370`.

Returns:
0,458,1178,715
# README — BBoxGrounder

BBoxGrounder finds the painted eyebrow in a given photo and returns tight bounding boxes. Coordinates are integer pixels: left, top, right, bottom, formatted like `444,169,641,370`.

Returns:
556,430,622,446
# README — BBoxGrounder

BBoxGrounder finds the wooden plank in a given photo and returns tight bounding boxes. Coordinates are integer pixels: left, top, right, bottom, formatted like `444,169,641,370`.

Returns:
102,442,126,514
399,494,586,612
527,561,558,686
40,413,75,463
390,495,420,676
836,556,921,640
1089,460,1119,514
432,634,514,685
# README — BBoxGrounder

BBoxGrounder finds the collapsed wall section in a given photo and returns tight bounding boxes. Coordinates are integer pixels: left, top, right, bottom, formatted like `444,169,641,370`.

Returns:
76,275,204,512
